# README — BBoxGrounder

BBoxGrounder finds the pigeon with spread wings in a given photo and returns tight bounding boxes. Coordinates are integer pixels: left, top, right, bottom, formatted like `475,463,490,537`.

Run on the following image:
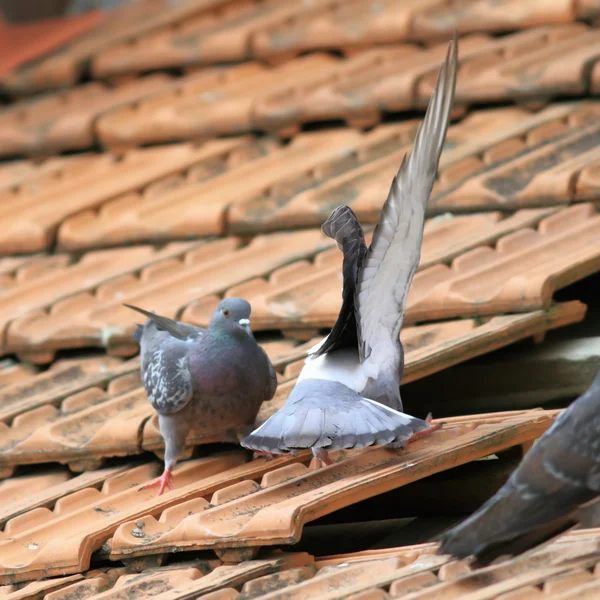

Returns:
241,34,458,466
127,298,277,495
437,370,600,567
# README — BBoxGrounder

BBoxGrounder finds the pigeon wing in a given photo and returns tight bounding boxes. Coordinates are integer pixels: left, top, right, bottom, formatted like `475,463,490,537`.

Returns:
124,303,205,341
354,35,457,369
142,338,194,415
311,205,368,358
261,345,278,401
437,370,600,566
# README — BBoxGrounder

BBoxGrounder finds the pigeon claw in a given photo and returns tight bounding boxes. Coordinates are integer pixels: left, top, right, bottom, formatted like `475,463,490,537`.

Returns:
253,450,274,461
407,414,445,445
312,447,333,468
139,467,173,496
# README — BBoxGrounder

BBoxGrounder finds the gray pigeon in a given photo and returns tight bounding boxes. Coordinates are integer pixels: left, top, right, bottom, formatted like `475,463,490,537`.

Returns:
437,369,600,567
241,34,458,466
126,298,277,495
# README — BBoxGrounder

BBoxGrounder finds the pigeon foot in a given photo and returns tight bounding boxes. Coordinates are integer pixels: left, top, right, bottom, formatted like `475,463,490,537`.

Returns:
139,467,173,496
407,413,445,445
312,447,333,468
253,450,274,461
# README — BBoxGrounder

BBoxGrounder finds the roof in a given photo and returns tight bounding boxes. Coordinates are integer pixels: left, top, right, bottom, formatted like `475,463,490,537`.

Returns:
1,0,600,595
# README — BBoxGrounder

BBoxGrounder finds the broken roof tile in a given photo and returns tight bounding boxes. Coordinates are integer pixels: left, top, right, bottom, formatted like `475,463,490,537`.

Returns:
107,410,553,564
197,205,598,331
0,138,264,255
0,75,171,158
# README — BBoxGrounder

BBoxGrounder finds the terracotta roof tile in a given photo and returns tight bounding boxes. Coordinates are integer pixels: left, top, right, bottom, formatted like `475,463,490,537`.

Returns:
0,155,94,193
91,0,343,81
85,1,596,82
0,302,582,475
0,410,553,583
0,0,241,95
93,27,600,150
3,530,600,598
0,75,172,158
0,359,37,389
432,104,600,212
0,139,264,255
109,410,553,563
63,126,416,249
0,243,206,350
230,102,600,232
186,205,599,331
96,55,346,148
57,130,364,251
3,230,331,360
252,0,596,60
1,102,593,253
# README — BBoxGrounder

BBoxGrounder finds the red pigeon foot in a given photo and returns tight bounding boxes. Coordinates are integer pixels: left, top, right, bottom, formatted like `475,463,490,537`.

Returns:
407,413,445,445
253,450,274,461
312,447,333,468
139,467,173,496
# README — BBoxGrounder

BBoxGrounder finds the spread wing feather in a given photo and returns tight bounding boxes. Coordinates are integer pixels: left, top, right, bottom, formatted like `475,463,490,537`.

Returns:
355,35,458,366
312,205,367,357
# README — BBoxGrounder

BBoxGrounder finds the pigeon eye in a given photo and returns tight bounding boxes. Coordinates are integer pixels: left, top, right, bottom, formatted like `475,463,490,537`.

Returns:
223,309,231,317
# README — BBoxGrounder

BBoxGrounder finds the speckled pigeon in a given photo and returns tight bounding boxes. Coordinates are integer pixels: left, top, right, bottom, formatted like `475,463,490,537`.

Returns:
437,369,600,567
126,298,277,495
241,35,458,466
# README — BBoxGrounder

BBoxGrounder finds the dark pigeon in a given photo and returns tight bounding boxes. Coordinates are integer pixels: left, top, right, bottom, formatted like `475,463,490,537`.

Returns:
241,34,458,466
126,298,277,495
437,369,600,567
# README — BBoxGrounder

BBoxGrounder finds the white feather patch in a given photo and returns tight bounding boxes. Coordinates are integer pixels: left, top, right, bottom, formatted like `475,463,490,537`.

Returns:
298,347,368,394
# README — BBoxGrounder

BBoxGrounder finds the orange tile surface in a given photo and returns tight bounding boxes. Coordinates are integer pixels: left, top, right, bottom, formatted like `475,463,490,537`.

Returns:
1,6,600,595
0,75,171,158
0,102,593,253
2,530,600,598
0,138,268,255
0,11,107,80
86,1,596,81
186,205,599,331
0,300,582,476
0,0,239,95
0,409,554,582
3,230,331,360
230,102,600,232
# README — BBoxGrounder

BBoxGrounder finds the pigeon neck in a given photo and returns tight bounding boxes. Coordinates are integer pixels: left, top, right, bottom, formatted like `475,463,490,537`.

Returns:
207,323,245,341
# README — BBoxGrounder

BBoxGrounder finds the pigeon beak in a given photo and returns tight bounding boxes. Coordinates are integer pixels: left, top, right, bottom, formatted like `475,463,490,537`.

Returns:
238,318,251,329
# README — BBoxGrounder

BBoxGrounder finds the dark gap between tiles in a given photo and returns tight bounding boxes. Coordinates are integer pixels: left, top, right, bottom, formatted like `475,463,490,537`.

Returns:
403,273,600,419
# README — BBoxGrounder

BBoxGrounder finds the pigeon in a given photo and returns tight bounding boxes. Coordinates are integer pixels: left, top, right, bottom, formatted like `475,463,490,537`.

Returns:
437,369,600,567
126,298,277,495
241,34,458,466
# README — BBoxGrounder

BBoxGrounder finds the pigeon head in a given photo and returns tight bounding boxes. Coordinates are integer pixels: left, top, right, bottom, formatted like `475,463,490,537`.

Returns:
210,297,252,336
